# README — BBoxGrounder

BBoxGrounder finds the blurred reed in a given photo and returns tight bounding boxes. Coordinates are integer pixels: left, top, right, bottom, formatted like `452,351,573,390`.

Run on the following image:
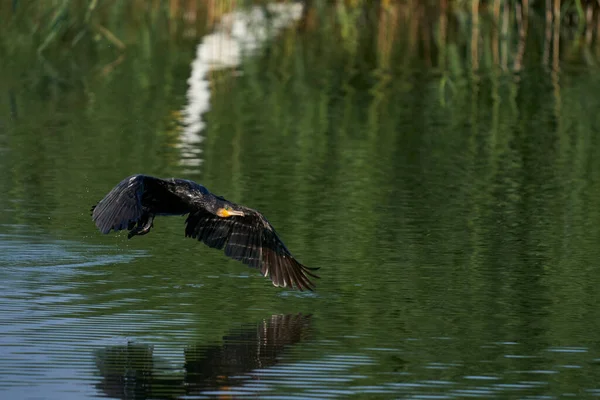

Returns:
3,1,600,72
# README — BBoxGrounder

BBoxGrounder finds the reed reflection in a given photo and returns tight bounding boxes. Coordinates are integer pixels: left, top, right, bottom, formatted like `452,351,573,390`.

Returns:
94,313,312,399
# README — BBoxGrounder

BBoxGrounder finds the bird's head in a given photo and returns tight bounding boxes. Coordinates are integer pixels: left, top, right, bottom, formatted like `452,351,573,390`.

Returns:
216,204,245,218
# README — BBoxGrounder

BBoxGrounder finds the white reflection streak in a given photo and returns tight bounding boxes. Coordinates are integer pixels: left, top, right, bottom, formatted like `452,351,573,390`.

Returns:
179,3,304,170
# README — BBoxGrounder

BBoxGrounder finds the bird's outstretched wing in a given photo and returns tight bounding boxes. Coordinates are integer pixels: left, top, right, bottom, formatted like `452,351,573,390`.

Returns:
92,175,319,290
92,175,189,234
185,209,319,291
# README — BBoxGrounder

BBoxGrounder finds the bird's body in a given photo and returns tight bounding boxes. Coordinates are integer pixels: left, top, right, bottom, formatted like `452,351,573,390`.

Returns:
91,175,318,291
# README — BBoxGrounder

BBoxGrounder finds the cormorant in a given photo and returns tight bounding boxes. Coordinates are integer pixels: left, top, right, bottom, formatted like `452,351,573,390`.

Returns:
91,174,318,291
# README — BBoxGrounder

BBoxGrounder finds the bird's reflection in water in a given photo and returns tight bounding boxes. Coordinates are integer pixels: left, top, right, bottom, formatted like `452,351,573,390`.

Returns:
95,313,312,399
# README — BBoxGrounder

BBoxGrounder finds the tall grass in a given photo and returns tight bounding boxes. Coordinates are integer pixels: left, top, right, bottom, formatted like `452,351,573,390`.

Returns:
3,1,600,71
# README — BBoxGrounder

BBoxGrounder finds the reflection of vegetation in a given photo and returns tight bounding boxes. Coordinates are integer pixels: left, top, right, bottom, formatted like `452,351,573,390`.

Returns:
2,1,600,396
200,1,600,390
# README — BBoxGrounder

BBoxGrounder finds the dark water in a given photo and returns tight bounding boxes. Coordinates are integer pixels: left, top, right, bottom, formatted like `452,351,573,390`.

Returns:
3,3,600,399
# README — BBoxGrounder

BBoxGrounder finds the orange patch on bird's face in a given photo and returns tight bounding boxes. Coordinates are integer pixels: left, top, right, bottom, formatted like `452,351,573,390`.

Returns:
216,207,244,218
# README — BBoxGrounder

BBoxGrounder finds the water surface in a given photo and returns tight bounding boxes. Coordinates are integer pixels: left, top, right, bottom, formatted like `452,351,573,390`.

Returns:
2,2,600,399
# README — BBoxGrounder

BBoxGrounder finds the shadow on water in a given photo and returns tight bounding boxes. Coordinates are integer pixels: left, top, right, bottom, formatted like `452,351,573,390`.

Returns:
95,313,312,399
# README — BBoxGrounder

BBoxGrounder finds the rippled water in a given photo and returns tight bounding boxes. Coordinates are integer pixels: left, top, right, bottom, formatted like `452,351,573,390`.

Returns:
3,2,600,399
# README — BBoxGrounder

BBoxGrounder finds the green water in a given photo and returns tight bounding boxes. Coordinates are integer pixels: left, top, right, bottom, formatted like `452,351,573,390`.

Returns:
3,3,600,399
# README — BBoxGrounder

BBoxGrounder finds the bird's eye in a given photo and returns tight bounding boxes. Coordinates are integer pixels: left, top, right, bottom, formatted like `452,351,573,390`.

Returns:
225,205,230,210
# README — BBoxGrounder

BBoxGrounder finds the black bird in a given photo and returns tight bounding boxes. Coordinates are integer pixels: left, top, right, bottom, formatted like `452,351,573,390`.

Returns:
91,174,318,290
